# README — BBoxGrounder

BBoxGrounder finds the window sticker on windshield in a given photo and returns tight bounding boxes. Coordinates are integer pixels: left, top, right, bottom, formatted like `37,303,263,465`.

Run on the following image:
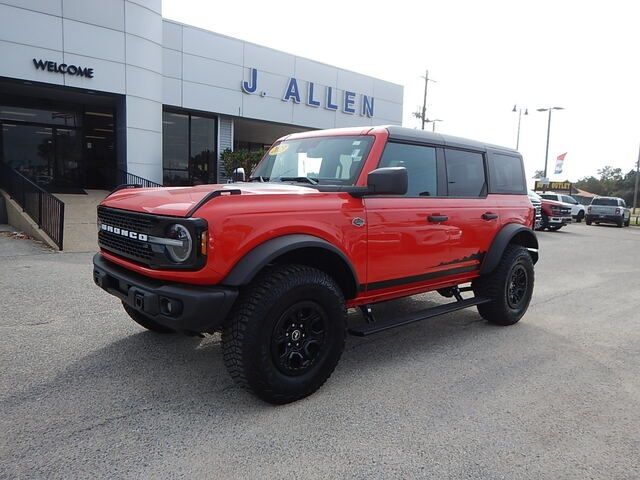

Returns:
352,141,361,145
351,149,361,157
269,143,289,155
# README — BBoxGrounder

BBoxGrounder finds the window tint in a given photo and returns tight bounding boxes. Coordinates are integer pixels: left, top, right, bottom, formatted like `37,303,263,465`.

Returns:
540,194,557,200
378,143,438,196
445,149,486,196
591,198,617,206
487,153,525,194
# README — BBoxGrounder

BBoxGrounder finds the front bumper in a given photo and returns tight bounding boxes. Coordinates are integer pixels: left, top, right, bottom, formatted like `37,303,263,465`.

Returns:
93,253,238,333
548,216,572,225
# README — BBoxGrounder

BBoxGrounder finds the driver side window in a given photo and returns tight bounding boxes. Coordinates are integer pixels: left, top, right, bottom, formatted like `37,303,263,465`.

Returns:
378,143,438,196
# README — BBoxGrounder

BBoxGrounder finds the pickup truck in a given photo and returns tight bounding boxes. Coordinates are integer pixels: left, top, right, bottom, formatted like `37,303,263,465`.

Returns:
539,192,586,223
539,198,572,231
586,197,631,227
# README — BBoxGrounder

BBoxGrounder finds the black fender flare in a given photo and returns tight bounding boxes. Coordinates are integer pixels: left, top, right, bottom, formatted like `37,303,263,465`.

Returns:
221,234,359,290
480,224,539,275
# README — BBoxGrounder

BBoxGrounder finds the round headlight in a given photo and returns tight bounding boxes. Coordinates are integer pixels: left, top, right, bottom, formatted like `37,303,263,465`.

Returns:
165,224,192,262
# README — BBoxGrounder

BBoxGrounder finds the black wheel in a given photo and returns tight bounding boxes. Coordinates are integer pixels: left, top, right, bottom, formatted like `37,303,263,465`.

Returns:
625,218,630,227
586,219,592,225
617,218,623,228
576,211,584,223
547,225,562,231
472,245,534,326
540,214,549,230
222,264,346,404
122,301,176,334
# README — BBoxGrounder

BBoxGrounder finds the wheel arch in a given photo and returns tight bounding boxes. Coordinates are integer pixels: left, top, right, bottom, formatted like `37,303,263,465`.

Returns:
221,234,359,299
480,224,539,275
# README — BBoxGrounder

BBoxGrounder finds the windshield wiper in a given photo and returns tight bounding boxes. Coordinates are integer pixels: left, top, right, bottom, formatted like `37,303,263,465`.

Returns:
278,176,318,185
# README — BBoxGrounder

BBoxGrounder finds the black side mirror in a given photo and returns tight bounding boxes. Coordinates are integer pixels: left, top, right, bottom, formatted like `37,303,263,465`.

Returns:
367,167,408,195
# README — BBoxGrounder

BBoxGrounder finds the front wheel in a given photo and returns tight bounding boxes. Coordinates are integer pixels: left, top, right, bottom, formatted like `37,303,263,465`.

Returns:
472,245,535,326
222,264,346,404
576,211,584,223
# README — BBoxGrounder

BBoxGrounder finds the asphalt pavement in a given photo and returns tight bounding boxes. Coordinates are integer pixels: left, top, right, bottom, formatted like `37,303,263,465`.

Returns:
1,222,639,479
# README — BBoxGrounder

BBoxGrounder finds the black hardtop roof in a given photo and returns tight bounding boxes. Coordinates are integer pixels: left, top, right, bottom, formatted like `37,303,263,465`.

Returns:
384,125,519,155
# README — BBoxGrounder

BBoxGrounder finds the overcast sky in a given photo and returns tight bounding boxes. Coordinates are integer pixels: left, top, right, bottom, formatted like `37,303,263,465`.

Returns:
163,0,639,184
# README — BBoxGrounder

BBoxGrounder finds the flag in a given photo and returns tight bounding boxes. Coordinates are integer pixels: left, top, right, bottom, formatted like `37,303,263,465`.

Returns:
554,152,567,174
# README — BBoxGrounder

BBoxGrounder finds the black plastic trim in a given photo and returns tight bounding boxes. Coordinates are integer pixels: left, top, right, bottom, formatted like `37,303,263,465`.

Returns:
480,224,538,275
222,234,359,289
362,265,479,292
186,189,241,217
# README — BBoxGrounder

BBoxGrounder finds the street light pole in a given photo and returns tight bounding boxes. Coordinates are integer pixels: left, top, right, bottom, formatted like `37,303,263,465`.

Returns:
537,106,564,178
421,70,429,130
512,105,528,150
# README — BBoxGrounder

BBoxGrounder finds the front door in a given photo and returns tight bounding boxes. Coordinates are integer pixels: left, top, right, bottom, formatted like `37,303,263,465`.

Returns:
364,142,452,293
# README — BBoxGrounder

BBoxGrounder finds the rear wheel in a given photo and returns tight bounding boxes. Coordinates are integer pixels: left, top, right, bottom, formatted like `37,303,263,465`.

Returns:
586,218,592,225
222,264,346,404
472,245,534,326
576,211,584,223
122,301,176,334
617,218,623,228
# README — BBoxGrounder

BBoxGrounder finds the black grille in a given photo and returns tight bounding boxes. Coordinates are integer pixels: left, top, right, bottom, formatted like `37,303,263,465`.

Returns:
98,207,158,265
98,206,155,234
99,231,154,261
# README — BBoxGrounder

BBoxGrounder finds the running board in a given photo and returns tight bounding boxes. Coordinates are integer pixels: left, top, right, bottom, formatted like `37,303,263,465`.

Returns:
348,297,492,337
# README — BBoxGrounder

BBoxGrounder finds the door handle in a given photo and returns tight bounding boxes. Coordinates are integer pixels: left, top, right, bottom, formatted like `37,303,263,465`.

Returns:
482,212,499,220
428,214,448,223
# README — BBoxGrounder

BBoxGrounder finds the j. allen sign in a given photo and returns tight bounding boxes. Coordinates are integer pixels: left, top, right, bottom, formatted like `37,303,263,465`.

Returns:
241,67,375,117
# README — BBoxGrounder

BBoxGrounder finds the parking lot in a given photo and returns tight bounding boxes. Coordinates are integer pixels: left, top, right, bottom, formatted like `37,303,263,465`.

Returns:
1,223,639,479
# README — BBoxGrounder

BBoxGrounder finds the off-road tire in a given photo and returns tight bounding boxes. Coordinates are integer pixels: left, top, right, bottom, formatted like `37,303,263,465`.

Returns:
472,245,534,326
222,264,347,404
122,301,176,333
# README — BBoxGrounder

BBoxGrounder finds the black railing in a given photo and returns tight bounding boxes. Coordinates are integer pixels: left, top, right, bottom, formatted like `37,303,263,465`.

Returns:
0,164,65,250
115,168,163,189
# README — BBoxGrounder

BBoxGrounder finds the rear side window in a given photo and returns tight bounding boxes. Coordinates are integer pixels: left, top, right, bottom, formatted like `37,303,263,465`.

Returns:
540,194,557,200
487,153,526,194
591,198,617,206
378,143,438,196
444,149,486,197
561,195,576,204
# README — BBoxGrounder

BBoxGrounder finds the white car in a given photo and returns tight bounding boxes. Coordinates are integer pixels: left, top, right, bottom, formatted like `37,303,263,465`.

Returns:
539,193,586,223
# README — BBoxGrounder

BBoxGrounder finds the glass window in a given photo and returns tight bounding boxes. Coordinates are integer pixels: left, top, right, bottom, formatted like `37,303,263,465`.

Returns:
0,105,82,127
377,142,437,196
252,136,373,185
162,110,217,186
488,153,525,194
540,194,557,200
190,116,215,185
445,149,486,197
561,195,576,204
591,198,617,206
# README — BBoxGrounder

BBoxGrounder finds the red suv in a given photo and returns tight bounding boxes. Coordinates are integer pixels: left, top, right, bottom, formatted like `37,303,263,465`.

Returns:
93,126,538,403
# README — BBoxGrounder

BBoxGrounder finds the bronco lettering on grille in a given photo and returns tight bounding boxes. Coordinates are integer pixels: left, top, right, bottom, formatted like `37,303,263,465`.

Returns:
101,224,148,242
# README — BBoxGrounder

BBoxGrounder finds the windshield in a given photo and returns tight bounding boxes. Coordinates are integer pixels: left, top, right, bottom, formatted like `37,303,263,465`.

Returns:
251,135,374,185
591,198,618,206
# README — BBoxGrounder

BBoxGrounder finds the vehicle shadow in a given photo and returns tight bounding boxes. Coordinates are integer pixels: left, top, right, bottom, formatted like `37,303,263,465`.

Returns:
3,294,534,418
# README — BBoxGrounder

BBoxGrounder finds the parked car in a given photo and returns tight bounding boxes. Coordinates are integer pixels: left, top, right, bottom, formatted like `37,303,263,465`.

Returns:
586,196,631,227
539,192,586,222
539,198,572,231
528,190,543,230
92,125,539,404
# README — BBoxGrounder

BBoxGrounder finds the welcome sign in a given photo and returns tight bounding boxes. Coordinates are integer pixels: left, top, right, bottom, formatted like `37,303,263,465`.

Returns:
241,67,375,117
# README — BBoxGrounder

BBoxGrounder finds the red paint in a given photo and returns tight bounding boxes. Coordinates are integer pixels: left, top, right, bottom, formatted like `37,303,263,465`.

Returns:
99,127,533,306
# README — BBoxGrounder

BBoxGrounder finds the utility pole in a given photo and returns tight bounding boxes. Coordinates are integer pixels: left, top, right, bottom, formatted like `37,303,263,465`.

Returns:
633,143,640,213
537,107,564,178
421,70,429,130
512,105,528,150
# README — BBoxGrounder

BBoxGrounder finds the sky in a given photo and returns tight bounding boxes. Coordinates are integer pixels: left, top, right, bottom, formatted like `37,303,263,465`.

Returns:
163,0,640,184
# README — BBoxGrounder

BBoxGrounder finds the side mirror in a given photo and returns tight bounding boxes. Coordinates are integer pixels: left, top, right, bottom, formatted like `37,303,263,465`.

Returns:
367,167,408,195
232,167,246,183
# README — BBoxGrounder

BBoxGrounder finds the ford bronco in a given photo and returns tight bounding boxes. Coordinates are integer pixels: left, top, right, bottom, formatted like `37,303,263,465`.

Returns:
93,126,538,404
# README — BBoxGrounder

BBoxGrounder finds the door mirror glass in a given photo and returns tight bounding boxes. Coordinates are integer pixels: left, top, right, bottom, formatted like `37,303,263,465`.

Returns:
366,167,408,195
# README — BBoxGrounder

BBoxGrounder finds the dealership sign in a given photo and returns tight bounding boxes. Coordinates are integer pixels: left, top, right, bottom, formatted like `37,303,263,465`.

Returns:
241,67,374,117
33,58,94,78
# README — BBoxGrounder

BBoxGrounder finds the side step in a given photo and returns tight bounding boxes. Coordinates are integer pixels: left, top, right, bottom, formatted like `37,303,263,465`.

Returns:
348,297,492,337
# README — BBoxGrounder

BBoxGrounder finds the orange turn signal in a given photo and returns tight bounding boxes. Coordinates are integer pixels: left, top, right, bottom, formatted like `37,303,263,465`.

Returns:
200,231,208,255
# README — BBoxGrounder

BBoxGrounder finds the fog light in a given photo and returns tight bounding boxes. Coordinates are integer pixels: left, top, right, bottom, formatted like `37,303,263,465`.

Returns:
160,297,182,316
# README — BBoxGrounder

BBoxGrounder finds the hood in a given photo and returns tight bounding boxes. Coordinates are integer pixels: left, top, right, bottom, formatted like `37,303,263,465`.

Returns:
540,198,569,207
100,183,318,217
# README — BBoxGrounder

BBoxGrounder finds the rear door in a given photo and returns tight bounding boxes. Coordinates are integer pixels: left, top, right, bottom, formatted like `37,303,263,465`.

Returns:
436,148,500,272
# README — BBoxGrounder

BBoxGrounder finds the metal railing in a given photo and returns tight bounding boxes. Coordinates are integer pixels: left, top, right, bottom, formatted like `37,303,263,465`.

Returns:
0,164,65,249
115,168,163,189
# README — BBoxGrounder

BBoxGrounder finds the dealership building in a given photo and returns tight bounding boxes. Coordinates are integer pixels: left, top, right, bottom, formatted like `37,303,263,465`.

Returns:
0,0,403,191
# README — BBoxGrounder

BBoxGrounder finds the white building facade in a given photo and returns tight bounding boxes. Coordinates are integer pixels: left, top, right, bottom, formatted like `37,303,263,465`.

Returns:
0,0,403,189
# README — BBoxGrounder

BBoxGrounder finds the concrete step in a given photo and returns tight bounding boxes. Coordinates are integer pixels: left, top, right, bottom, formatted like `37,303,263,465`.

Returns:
54,190,109,252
